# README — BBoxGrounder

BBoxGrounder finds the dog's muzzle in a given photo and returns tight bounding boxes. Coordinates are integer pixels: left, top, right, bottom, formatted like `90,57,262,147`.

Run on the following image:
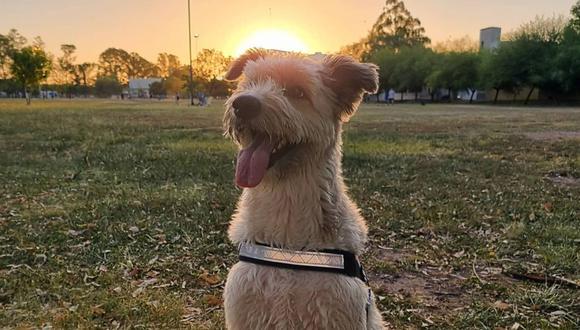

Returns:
238,242,367,283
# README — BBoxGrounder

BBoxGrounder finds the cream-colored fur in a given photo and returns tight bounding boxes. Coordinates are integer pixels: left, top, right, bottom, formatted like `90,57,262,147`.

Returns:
223,49,385,330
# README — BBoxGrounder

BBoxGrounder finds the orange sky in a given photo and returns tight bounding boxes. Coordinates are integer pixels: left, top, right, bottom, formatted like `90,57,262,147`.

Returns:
0,0,576,63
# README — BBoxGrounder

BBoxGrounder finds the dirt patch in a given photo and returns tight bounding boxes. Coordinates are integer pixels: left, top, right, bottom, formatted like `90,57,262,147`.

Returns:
370,266,471,313
525,131,580,141
545,171,580,188
369,250,516,322
375,247,415,264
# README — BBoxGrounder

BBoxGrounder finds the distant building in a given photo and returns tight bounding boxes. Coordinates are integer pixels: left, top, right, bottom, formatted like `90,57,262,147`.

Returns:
128,78,162,98
480,27,501,50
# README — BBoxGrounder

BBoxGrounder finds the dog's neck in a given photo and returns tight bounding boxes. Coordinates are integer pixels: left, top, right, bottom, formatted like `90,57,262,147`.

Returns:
229,126,367,253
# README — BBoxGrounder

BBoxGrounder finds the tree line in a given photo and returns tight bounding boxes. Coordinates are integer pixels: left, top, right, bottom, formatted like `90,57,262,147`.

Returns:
2,0,579,104
341,0,580,104
0,31,235,102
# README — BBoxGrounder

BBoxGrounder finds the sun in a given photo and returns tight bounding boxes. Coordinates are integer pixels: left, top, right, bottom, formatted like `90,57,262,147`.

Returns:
235,29,309,55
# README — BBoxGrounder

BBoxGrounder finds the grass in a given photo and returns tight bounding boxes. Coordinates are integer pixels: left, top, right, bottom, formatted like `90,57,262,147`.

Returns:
0,99,579,329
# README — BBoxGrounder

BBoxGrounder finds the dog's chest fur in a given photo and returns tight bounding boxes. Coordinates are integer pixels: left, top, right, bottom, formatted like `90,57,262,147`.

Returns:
224,175,376,329
228,175,368,252
224,261,370,330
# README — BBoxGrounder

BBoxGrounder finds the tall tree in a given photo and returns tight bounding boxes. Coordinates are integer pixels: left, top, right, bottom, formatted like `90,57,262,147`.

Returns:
10,46,52,104
127,52,159,78
98,48,159,83
450,52,481,103
508,16,566,103
74,62,97,96
432,36,479,53
365,0,430,57
339,39,369,62
99,48,132,83
163,75,185,95
370,47,399,100
94,76,121,97
427,52,480,103
571,0,580,31
391,46,435,101
157,53,181,78
0,29,27,79
192,49,232,95
555,1,580,94
56,44,77,95
74,62,96,87
479,45,525,103
508,15,567,43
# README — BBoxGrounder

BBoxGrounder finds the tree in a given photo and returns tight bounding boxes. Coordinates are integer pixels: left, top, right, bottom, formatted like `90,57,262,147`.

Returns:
507,16,566,104
75,62,96,86
391,46,434,101
99,48,159,84
479,47,522,103
192,49,232,96
554,1,580,94
508,15,567,43
365,0,430,57
339,39,369,61
449,52,481,103
94,76,121,97
157,53,181,78
149,81,164,97
127,52,159,78
370,48,398,100
427,52,480,102
0,29,27,79
10,46,51,104
99,48,131,83
164,75,185,95
370,46,435,102
74,62,97,96
427,53,455,101
55,44,77,96
0,78,20,95
571,0,580,31
432,36,479,53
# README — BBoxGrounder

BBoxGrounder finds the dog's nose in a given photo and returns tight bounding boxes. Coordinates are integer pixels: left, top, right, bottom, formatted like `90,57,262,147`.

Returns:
232,95,261,120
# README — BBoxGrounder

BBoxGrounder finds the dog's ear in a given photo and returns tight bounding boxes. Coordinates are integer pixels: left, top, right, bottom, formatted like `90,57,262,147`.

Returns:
322,55,378,121
225,48,269,81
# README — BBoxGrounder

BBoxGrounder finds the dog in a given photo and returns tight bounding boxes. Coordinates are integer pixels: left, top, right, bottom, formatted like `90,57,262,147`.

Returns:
222,48,385,330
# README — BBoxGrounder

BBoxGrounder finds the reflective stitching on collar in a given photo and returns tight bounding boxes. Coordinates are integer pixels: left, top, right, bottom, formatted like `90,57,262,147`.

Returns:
239,242,345,270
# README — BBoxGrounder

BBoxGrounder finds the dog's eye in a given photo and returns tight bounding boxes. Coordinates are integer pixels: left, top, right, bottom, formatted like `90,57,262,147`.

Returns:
283,86,306,99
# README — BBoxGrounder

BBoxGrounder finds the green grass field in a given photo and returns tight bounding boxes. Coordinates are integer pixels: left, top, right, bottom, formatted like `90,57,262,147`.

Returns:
1,99,579,329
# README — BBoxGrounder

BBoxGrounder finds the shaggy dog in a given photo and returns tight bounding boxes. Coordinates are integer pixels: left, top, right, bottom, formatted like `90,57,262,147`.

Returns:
223,49,385,330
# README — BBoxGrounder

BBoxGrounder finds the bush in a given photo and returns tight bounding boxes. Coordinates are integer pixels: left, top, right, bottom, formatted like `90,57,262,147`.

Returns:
94,76,121,98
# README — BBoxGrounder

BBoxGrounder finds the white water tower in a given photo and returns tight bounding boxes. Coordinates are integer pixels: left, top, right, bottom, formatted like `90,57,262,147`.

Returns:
480,27,501,50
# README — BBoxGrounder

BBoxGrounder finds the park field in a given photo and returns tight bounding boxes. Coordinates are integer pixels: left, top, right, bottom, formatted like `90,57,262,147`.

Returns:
0,99,579,329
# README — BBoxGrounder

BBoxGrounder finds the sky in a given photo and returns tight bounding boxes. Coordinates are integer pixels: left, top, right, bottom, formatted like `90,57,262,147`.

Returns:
0,0,576,63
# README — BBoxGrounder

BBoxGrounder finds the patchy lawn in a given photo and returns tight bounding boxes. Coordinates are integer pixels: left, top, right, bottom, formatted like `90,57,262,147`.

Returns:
0,99,579,329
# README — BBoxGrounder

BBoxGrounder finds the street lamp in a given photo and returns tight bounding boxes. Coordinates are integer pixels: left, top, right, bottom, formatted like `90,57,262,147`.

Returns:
194,34,199,56
187,0,194,106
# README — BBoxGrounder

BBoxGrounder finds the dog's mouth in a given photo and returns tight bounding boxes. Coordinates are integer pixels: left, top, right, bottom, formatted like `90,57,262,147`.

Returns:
235,134,300,188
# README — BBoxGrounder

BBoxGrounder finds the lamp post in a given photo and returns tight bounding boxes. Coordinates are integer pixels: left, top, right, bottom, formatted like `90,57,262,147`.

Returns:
194,34,199,55
187,0,194,106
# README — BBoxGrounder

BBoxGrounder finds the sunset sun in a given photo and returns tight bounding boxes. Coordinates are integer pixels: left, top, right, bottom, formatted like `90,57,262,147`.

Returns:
235,29,309,55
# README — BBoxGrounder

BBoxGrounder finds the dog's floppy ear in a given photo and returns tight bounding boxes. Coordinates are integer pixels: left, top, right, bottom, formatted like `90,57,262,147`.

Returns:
322,55,379,121
225,48,269,81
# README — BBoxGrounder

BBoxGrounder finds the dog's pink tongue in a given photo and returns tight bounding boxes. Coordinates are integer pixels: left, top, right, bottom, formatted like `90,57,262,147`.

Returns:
235,137,274,188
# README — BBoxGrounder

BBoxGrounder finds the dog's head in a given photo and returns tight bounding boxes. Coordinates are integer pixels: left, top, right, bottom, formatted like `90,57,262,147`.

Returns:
223,48,378,188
